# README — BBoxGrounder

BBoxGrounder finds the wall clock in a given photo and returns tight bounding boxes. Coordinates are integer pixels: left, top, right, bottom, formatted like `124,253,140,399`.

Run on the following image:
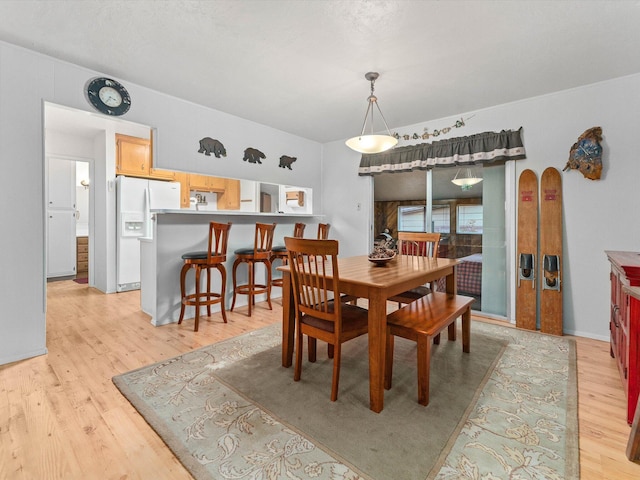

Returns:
86,77,131,116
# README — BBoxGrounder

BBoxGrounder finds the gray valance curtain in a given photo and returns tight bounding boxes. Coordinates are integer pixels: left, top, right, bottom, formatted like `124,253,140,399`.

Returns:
358,128,526,176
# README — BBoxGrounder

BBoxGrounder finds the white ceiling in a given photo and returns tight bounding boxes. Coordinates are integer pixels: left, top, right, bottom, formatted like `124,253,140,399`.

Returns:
2,0,640,145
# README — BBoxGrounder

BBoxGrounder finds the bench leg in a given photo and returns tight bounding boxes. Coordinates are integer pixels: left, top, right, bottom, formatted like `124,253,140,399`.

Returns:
384,333,394,390
417,335,432,406
462,307,471,353
433,333,441,345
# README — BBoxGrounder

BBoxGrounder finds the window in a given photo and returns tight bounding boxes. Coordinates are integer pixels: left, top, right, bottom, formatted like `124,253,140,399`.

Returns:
432,205,450,234
457,205,483,234
398,205,425,232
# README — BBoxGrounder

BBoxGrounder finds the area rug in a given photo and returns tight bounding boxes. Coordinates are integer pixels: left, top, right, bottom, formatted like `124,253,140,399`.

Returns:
73,277,88,284
113,321,578,480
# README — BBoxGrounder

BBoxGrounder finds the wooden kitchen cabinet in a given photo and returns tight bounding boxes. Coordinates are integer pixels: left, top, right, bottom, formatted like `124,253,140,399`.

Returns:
116,134,151,177
188,174,226,192
607,251,640,424
173,172,191,208
149,168,177,181
217,179,241,210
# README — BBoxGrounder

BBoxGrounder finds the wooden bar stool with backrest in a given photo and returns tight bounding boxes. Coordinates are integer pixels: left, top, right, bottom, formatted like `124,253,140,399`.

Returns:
285,237,369,401
178,221,232,332
231,222,276,316
317,223,330,240
270,222,306,289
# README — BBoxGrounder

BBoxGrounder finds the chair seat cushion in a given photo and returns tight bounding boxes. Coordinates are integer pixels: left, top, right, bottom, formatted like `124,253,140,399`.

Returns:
271,245,287,252
181,251,208,260
301,301,369,333
388,286,432,303
234,247,271,255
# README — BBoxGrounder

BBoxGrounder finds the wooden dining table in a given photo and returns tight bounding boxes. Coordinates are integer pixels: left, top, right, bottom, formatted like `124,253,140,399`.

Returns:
279,254,460,413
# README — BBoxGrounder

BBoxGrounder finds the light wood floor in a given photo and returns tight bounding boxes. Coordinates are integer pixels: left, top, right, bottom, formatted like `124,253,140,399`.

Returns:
1,280,639,479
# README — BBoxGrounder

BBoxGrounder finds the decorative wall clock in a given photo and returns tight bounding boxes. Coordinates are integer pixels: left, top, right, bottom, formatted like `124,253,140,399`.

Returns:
86,77,131,116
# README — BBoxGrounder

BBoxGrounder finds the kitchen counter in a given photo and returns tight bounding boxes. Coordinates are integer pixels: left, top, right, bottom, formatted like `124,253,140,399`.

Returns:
141,210,324,326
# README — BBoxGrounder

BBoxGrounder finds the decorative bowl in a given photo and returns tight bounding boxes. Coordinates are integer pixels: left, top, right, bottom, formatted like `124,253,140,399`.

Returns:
368,250,396,266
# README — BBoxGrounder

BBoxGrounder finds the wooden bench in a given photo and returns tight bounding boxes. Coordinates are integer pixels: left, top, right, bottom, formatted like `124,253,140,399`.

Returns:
384,292,474,406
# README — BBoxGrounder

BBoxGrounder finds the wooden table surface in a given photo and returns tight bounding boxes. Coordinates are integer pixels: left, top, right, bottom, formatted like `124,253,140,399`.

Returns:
279,254,459,413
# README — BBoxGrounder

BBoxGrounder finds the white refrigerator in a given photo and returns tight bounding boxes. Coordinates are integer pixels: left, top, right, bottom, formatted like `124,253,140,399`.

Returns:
116,176,181,292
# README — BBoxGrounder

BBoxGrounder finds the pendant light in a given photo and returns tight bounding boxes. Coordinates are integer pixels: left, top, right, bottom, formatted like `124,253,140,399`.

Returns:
345,72,398,154
451,167,483,191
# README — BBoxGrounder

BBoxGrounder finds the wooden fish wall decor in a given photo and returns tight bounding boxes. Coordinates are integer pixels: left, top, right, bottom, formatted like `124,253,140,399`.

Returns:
198,137,227,158
243,147,265,164
563,127,603,180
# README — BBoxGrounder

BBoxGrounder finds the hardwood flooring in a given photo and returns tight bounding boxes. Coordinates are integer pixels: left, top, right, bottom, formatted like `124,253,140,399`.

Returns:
0,280,638,479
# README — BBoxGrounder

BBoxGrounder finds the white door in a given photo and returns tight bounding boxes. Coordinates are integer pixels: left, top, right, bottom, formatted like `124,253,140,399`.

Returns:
47,210,77,276
46,157,77,277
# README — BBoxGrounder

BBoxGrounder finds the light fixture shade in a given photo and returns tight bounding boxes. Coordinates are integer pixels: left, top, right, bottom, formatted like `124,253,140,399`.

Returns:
451,167,483,187
345,134,398,154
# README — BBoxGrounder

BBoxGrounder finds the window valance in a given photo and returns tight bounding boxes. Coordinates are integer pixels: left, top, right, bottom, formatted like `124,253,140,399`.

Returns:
358,128,526,176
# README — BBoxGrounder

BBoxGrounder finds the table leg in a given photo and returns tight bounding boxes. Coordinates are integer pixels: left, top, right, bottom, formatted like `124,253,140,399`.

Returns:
368,290,386,413
281,271,295,367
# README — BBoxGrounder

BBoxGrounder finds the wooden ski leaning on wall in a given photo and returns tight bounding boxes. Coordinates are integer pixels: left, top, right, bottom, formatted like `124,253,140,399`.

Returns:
516,169,538,331
540,167,563,335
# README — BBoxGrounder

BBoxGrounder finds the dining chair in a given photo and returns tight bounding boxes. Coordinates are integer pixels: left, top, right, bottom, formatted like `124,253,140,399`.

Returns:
388,232,441,306
178,221,232,331
285,237,369,401
317,223,330,239
270,222,306,289
231,222,276,316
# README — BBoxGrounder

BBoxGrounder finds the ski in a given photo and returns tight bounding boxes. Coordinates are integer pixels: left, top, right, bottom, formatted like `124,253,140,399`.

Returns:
516,169,538,331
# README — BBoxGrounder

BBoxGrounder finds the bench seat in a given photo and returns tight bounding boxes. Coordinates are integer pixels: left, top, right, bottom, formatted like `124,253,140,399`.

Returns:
385,291,474,406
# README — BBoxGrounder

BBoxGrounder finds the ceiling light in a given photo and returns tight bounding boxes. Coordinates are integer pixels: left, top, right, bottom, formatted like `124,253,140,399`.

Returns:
345,72,398,154
451,167,483,190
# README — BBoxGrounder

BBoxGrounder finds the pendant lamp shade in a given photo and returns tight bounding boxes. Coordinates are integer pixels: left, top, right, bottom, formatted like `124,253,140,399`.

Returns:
451,167,483,190
346,72,398,154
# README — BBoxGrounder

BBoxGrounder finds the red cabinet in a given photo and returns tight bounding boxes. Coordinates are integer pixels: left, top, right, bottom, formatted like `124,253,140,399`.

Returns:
606,251,640,424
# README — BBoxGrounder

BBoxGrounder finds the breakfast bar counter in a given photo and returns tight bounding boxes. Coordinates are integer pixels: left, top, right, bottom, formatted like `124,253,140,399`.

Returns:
140,209,322,326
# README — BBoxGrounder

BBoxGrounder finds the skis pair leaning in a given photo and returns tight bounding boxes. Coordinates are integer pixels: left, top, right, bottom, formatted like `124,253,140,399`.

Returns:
516,167,563,335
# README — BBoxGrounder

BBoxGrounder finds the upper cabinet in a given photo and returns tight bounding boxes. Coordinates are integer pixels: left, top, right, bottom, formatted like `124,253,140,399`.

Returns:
116,134,151,177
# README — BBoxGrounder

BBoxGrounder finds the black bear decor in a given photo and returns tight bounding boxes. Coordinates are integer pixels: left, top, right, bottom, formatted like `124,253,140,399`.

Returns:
279,155,297,170
198,137,227,158
243,147,266,164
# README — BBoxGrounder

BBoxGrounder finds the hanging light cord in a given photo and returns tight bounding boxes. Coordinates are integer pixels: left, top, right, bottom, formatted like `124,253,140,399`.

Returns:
357,77,393,137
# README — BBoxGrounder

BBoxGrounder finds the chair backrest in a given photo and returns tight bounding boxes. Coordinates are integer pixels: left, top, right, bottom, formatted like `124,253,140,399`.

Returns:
253,222,276,260
397,232,441,258
317,223,330,240
285,237,342,326
293,222,306,238
208,222,232,263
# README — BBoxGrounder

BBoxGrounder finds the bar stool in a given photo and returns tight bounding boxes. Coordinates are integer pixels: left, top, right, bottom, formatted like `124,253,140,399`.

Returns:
317,223,330,239
271,222,306,288
178,221,232,332
231,222,276,316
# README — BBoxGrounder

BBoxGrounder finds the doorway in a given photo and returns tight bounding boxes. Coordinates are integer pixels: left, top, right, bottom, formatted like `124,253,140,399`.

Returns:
373,165,508,318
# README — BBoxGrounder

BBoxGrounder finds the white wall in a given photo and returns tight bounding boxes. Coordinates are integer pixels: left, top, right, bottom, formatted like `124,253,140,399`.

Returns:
0,40,322,365
323,73,640,341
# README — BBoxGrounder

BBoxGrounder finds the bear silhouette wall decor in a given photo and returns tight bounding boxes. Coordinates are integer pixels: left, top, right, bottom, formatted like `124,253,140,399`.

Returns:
279,155,297,170
198,137,227,158
243,147,266,164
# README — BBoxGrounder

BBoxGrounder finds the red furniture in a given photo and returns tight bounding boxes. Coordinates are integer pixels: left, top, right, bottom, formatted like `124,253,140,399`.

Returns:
606,251,640,424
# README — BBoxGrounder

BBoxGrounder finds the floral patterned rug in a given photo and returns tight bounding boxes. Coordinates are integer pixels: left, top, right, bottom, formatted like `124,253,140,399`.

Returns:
113,321,578,479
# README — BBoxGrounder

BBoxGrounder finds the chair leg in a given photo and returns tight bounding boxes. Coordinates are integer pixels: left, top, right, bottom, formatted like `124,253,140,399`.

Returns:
230,258,242,311
308,337,317,362
178,263,190,324
265,259,273,310
205,266,212,317
294,324,304,382
384,333,394,390
327,343,334,359
218,264,228,323
417,335,432,406
247,261,254,316
194,266,201,332
433,333,441,345
330,342,341,402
